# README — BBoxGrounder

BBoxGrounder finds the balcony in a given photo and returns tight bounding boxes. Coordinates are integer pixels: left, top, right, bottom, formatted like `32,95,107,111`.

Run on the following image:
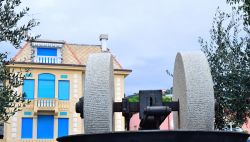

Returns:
34,56,61,64
33,99,70,114
35,99,56,110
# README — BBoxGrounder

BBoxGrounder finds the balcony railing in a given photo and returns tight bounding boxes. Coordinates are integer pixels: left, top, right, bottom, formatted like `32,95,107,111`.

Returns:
34,56,61,64
34,99,57,112
36,99,56,108
33,99,70,113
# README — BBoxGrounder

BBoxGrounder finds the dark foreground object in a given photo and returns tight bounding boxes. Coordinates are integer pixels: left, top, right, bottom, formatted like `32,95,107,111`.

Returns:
57,130,249,142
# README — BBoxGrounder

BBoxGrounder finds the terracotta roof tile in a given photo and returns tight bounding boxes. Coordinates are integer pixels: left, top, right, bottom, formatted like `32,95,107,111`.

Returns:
63,44,81,64
13,43,32,62
67,44,102,66
112,54,123,69
13,41,123,69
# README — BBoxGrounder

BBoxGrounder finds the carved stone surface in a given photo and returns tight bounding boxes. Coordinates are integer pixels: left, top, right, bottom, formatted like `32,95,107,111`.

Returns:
84,53,114,134
173,52,215,130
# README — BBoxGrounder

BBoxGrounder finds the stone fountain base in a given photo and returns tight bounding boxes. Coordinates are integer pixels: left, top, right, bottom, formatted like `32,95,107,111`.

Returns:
57,130,249,142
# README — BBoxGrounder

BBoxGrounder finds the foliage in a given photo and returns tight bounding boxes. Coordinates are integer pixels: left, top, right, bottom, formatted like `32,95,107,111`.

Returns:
0,0,39,122
164,87,173,95
0,54,30,123
128,91,172,103
128,93,139,102
0,0,40,48
165,69,173,77
162,95,172,102
226,0,250,25
199,9,250,129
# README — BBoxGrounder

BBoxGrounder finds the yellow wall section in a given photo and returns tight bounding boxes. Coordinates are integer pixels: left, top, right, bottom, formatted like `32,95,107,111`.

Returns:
3,65,127,142
114,75,125,131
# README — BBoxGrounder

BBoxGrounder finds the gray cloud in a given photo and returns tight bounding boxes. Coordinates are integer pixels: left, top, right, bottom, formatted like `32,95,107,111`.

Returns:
4,0,229,94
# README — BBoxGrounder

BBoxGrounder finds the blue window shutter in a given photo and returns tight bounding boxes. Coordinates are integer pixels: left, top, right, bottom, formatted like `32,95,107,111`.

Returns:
21,118,33,138
38,80,55,98
58,80,70,100
37,115,54,139
37,48,57,56
23,79,34,100
38,73,55,80
38,74,55,98
58,118,69,137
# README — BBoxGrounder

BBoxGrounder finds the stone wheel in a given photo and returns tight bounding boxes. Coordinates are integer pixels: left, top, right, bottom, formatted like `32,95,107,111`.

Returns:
173,52,215,130
84,53,114,134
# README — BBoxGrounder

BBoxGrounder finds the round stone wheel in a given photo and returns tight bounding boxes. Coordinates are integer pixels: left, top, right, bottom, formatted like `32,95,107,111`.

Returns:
173,52,215,130
84,53,114,134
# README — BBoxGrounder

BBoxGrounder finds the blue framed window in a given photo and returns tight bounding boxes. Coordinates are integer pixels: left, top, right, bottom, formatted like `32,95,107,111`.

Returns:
58,118,69,137
37,115,54,139
23,79,34,100
59,112,67,116
58,80,70,100
60,75,68,79
37,48,57,56
21,118,33,139
24,111,32,116
38,73,55,98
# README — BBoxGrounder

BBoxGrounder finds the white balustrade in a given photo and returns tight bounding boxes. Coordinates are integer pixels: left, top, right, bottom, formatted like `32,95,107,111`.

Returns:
34,56,61,64
35,99,56,109
33,98,70,113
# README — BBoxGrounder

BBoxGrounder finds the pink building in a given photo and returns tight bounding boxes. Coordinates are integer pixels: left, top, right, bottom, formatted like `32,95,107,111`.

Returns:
130,113,250,133
242,118,250,133
129,113,174,131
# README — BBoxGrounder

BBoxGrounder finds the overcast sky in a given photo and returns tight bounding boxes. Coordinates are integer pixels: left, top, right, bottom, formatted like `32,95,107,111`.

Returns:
1,0,229,95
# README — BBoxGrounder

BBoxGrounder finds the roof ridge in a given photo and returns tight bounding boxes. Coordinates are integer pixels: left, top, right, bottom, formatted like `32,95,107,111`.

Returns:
12,42,29,61
64,44,82,65
67,43,101,47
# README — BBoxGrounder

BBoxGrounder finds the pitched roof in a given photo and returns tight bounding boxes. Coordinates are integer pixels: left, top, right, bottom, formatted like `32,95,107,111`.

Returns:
13,40,123,69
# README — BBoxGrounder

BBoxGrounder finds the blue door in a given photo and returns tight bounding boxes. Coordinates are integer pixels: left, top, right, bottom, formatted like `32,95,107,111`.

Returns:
21,118,33,139
58,118,69,137
58,80,70,100
38,73,55,98
37,115,54,139
23,79,34,100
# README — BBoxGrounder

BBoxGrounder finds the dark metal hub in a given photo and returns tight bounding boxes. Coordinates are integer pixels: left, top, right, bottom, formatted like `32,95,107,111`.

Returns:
75,90,179,130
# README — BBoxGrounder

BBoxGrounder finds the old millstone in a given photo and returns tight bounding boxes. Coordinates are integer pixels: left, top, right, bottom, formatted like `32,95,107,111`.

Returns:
84,53,114,134
173,52,215,130
58,51,250,142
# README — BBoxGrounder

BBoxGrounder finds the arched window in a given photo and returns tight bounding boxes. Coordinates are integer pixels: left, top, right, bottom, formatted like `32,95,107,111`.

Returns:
38,73,55,98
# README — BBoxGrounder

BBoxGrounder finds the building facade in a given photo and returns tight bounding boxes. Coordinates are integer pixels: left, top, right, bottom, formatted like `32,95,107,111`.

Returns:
3,36,131,142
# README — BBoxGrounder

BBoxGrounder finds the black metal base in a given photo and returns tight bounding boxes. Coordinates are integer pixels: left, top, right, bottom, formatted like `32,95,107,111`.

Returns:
57,130,249,142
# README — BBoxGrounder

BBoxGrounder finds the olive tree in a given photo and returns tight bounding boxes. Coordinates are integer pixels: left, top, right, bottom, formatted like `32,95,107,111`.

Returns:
199,9,250,129
0,0,39,123
226,0,250,25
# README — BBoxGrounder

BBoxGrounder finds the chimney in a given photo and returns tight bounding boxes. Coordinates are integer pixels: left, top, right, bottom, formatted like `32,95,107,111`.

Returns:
99,34,108,52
